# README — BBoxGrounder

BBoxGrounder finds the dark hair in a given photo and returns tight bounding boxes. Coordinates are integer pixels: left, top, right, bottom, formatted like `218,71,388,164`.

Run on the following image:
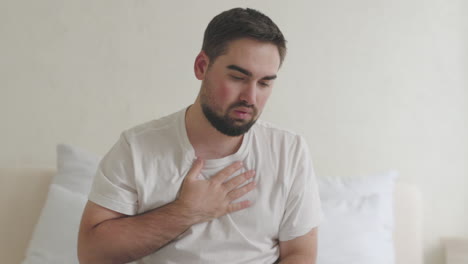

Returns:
202,8,287,66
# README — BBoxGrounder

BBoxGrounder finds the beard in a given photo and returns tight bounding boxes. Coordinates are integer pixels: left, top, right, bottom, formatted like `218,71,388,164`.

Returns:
200,91,259,137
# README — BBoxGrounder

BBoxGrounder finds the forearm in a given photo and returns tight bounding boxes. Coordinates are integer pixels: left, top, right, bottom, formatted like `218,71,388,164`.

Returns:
79,201,196,264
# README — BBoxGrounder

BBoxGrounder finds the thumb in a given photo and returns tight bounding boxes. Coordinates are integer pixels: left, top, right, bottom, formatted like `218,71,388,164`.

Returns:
185,158,204,181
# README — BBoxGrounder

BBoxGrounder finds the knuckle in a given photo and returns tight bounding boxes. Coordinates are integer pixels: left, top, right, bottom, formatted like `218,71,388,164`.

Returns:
234,177,244,186
227,191,235,200
221,184,229,194
229,204,239,212
229,162,241,172
227,165,237,173
218,171,227,179
221,169,230,176
227,191,237,201
234,190,242,198
237,189,246,198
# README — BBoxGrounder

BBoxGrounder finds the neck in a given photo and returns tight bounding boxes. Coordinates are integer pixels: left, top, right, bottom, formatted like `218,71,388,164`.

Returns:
185,101,244,160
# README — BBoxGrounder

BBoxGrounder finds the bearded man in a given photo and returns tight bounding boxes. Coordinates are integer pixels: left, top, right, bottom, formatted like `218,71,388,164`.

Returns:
78,7,322,264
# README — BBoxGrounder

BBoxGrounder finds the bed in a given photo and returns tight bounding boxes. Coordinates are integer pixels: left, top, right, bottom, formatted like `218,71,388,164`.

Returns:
0,162,422,263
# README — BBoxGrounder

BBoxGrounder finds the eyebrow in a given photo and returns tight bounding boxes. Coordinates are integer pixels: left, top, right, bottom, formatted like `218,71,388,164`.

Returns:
227,64,277,81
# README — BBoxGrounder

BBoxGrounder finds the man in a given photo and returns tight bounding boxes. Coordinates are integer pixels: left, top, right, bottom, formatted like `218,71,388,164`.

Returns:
78,7,322,264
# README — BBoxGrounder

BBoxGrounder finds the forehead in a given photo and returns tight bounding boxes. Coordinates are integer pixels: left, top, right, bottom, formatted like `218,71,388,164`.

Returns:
213,38,281,76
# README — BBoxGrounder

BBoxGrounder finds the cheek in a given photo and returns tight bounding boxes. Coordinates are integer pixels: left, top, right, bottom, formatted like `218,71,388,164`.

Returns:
204,76,239,112
215,80,238,103
217,85,230,101
256,89,272,110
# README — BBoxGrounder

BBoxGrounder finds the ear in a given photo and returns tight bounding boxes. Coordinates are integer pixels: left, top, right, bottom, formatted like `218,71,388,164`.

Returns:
194,51,210,80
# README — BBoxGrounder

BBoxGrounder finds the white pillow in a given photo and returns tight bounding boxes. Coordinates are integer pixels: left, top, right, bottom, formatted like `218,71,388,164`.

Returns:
22,144,100,264
316,171,398,264
23,143,397,264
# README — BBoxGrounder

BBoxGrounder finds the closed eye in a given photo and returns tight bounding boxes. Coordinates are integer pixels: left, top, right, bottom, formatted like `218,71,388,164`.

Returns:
230,75,245,81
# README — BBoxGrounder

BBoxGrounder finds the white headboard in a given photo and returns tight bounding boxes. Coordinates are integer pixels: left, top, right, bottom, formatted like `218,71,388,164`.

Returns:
394,182,423,264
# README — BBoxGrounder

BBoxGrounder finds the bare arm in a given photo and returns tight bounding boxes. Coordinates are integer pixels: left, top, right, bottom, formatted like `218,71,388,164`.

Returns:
78,159,256,264
278,228,318,264
78,200,194,264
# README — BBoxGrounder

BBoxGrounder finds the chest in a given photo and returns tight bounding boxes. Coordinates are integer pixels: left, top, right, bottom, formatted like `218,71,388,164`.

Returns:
134,156,288,238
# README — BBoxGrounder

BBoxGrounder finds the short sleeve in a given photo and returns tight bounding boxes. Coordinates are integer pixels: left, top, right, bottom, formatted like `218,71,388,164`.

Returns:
88,133,138,215
279,135,323,241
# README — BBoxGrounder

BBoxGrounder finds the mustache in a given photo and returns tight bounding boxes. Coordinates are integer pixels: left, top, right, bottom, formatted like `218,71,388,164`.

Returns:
229,101,255,109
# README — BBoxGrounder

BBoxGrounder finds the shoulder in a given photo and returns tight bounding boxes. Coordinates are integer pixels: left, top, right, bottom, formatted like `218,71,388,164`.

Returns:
252,119,305,146
250,120,310,161
122,109,184,144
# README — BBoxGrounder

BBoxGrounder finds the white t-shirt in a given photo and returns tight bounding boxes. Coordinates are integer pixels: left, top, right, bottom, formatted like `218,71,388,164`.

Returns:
89,107,322,264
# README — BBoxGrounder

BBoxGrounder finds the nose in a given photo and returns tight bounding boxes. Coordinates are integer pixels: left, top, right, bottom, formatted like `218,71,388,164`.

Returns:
239,81,256,105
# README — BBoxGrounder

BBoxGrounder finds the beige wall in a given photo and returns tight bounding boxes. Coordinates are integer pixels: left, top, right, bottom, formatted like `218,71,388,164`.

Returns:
1,1,466,264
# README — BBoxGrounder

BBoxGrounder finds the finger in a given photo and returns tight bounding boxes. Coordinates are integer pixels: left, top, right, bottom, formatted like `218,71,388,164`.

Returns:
212,161,243,183
185,158,204,181
223,170,255,191
227,181,256,201
227,200,252,214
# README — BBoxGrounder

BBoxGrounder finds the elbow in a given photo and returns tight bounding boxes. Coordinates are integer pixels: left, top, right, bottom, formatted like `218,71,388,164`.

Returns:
77,235,131,264
77,254,90,264
77,232,104,264
77,250,90,264
77,246,109,264
77,241,113,264
77,239,93,264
